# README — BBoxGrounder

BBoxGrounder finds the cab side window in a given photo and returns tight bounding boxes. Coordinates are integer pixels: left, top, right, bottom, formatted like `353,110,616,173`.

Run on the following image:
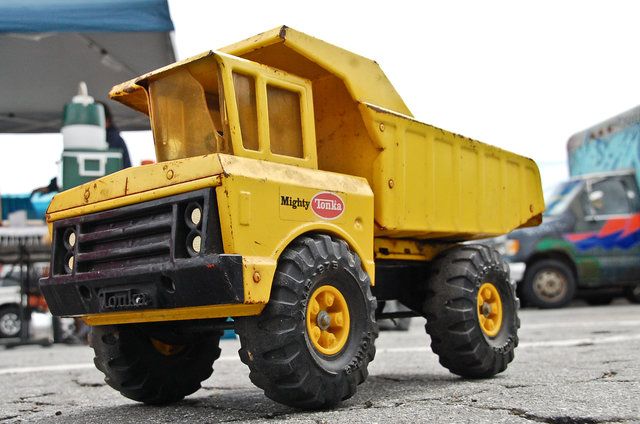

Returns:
267,85,304,158
587,177,636,216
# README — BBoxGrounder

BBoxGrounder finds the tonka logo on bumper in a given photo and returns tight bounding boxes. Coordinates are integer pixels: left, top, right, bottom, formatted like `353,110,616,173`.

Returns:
98,289,151,311
311,192,344,220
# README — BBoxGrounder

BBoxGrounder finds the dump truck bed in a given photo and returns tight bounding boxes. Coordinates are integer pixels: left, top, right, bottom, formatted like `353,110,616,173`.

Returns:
361,104,543,240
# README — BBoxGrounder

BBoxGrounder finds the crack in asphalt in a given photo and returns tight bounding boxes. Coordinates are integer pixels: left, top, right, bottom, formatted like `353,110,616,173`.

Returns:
71,378,105,388
346,388,634,424
459,402,629,424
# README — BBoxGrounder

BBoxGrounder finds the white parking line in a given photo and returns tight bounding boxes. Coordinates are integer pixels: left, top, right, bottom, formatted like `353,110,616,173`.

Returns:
523,320,640,330
1,333,639,376
377,333,640,353
0,354,241,376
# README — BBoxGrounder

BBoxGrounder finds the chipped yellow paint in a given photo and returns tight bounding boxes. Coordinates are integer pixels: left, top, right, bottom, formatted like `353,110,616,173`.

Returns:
47,154,224,218
358,103,545,239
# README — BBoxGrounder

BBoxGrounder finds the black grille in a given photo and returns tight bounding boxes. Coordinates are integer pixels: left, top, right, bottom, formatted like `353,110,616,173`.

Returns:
52,189,222,276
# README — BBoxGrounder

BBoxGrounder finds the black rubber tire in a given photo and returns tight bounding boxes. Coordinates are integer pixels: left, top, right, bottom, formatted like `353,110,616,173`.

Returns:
423,244,519,379
624,284,640,303
0,305,21,338
90,324,222,405
235,234,378,409
521,259,576,309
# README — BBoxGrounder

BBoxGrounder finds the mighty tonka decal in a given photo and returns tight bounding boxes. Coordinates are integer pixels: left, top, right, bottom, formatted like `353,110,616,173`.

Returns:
279,191,345,220
311,192,344,220
280,196,311,210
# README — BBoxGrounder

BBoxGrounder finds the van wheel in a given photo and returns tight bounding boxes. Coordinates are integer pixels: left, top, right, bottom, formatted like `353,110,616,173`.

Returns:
235,235,377,409
522,259,576,308
91,324,222,405
624,284,640,303
422,245,519,378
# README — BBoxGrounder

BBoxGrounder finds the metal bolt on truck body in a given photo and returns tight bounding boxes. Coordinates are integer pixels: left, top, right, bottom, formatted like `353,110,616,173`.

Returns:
40,26,544,409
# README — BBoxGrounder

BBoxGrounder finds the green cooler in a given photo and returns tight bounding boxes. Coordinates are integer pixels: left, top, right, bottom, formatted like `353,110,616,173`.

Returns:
61,149,123,190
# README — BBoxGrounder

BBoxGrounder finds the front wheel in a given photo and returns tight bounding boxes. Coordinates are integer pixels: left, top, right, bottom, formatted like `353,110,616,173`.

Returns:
521,259,576,308
235,234,377,409
91,323,222,405
423,245,519,378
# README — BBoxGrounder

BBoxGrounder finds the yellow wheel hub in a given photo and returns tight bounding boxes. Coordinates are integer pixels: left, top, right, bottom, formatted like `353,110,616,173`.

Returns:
306,285,350,355
477,282,503,337
151,338,185,356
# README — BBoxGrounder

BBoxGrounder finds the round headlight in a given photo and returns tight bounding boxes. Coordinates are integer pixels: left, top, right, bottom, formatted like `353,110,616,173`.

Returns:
191,235,202,253
68,231,76,248
190,207,202,227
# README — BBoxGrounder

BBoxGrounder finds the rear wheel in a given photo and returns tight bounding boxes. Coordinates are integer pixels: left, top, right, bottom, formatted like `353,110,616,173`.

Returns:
0,305,21,338
624,284,640,303
521,259,576,308
235,234,377,409
91,323,222,405
422,245,519,378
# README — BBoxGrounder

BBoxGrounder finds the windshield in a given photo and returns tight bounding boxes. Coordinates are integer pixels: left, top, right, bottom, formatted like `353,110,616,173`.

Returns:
543,180,583,216
148,62,231,162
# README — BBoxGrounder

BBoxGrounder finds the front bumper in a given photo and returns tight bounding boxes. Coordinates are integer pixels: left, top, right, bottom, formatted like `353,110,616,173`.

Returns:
40,254,243,317
39,188,245,318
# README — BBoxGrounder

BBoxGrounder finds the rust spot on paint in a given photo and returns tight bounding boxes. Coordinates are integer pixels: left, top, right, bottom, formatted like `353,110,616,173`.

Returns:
206,263,217,269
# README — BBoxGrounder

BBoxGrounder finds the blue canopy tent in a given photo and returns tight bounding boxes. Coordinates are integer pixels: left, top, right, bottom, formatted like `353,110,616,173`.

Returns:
0,0,176,133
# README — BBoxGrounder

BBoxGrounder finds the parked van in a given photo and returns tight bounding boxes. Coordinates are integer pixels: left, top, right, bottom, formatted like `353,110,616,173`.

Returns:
497,106,640,308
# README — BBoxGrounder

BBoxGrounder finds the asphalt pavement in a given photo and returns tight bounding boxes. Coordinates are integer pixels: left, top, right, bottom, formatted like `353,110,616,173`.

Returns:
1,301,639,423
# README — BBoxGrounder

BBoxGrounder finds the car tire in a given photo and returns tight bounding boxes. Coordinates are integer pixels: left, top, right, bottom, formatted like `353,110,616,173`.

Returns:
235,234,378,409
521,259,576,309
0,305,21,338
422,245,519,378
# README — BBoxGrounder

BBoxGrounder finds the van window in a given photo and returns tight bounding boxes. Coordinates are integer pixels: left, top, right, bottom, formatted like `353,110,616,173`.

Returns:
588,177,634,215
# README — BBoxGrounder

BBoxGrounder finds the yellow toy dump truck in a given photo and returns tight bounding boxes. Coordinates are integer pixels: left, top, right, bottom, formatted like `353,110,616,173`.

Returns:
40,26,544,409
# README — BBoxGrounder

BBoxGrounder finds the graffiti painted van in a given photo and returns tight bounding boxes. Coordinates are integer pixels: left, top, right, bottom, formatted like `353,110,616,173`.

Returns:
496,106,640,308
